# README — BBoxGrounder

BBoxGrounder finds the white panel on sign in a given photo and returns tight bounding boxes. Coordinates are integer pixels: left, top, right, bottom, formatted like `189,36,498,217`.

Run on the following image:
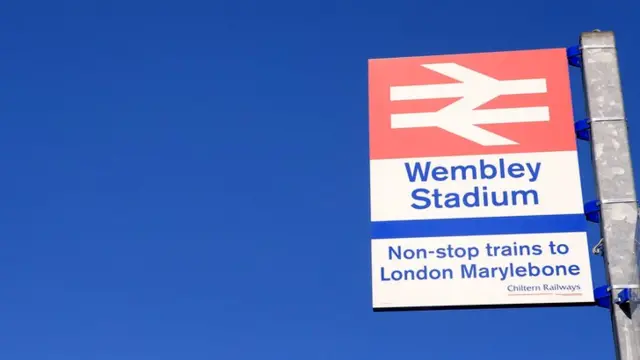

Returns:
371,233,593,309
370,151,584,222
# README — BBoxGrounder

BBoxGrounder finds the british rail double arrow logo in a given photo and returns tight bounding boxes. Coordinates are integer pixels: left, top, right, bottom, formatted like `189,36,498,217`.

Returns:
389,63,549,146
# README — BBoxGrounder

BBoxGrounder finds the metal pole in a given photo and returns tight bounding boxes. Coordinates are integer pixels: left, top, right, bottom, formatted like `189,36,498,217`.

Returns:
580,30,640,360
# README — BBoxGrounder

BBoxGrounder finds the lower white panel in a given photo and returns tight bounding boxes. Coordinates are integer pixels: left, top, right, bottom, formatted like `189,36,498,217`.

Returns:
371,232,594,309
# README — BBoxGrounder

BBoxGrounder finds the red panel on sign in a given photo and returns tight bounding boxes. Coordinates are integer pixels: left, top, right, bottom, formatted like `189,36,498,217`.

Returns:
368,48,576,160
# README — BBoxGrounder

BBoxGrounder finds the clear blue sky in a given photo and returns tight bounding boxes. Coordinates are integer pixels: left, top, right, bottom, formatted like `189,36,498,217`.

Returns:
1,1,638,359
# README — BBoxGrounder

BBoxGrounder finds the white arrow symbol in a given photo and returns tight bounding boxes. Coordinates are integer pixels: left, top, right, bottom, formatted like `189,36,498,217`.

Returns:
389,63,549,146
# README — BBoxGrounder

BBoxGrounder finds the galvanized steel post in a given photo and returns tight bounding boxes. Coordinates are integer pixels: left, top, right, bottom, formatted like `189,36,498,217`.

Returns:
579,30,640,360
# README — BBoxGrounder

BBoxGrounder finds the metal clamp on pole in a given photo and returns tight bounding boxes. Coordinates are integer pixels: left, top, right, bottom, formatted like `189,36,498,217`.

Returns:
567,45,583,68
613,285,640,305
583,199,638,224
593,285,640,309
579,30,640,360
575,118,591,141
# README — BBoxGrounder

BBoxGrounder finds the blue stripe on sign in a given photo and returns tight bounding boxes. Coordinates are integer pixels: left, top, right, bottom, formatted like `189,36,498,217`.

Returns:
371,214,587,239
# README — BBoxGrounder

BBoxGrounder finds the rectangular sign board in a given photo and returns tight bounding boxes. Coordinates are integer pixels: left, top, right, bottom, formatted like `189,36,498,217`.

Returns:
368,48,594,310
